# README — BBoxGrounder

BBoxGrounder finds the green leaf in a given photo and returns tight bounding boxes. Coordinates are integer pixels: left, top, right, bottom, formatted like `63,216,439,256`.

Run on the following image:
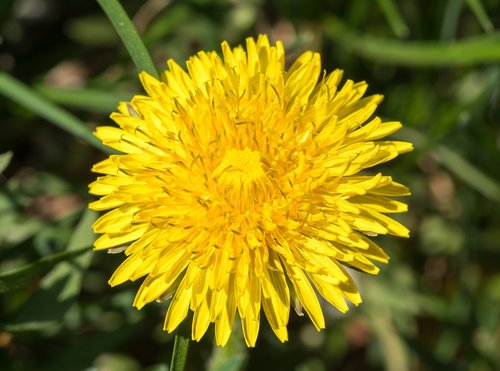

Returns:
0,151,13,174
0,72,110,153
322,16,500,67
97,0,159,79
1,209,97,331
0,213,44,247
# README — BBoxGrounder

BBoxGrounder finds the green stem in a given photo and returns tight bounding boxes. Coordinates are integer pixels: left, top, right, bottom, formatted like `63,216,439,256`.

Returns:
97,0,159,79
170,316,191,371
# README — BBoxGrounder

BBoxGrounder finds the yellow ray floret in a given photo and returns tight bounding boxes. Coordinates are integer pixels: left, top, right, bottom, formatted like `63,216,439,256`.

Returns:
89,34,412,347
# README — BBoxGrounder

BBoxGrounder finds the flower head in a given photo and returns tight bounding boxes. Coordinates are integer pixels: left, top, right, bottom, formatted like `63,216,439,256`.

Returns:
89,35,412,347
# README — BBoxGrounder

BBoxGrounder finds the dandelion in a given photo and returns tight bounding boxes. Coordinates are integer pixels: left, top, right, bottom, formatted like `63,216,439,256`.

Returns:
89,35,412,347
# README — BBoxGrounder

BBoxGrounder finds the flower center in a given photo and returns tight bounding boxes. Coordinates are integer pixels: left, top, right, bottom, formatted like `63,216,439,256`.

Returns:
212,148,265,186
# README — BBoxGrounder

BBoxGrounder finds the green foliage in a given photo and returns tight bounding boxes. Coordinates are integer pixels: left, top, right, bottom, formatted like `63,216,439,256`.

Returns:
0,0,498,370
0,72,109,153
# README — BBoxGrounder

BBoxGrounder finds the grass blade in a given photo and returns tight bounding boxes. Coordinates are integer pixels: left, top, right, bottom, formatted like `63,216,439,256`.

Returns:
0,209,97,330
36,84,132,114
465,0,494,33
97,0,159,79
376,0,410,38
322,16,500,67
0,245,89,294
0,72,110,153
397,127,500,203
440,0,464,40
433,145,500,203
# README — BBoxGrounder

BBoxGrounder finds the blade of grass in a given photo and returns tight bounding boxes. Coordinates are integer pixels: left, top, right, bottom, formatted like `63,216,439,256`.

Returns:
141,3,192,46
0,245,89,293
376,0,410,38
97,0,159,79
346,0,372,29
368,308,410,371
440,0,464,40
465,0,494,33
1,209,97,331
0,72,110,153
322,16,500,67
36,84,132,114
433,145,500,203
0,209,96,294
397,127,500,203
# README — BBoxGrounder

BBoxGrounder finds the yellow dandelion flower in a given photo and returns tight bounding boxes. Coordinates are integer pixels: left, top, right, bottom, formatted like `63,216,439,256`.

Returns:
89,35,412,347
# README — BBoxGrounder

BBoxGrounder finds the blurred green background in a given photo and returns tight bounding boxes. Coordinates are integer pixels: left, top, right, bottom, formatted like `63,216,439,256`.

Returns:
0,0,499,370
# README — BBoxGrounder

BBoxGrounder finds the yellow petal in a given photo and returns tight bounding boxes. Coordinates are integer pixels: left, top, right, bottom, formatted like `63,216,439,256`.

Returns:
284,263,325,330
214,275,237,346
192,300,211,341
164,278,192,332
94,224,148,250
309,274,349,312
241,314,260,347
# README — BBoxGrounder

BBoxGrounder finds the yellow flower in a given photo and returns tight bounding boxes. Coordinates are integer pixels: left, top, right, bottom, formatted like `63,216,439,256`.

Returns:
89,35,412,347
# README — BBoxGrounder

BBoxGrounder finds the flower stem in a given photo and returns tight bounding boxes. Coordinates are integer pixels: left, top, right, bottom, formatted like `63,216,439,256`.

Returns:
170,317,191,371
